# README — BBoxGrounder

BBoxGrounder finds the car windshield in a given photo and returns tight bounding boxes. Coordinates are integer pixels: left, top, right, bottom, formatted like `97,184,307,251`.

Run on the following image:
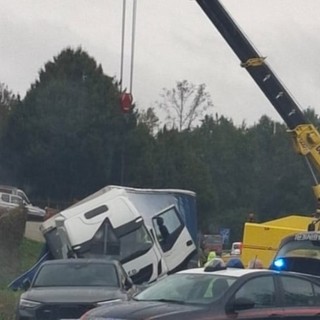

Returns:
276,239,320,260
134,273,237,305
33,262,119,287
17,190,31,204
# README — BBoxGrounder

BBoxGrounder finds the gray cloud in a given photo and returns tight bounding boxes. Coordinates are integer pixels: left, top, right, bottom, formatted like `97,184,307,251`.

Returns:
0,0,319,126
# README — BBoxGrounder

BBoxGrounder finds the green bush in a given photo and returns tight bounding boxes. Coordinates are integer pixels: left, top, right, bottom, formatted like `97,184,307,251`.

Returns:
0,206,42,320
0,207,27,288
0,206,27,248
0,290,21,320
0,238,42,319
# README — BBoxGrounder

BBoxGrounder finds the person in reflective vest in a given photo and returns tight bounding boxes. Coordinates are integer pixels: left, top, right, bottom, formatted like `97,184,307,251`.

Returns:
204,251,217,267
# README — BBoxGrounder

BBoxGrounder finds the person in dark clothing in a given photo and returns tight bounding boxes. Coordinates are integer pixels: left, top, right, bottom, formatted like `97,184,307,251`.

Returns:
156,217,169,242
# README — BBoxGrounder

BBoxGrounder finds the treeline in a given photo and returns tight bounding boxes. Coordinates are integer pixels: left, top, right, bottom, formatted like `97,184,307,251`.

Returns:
0,47,318,242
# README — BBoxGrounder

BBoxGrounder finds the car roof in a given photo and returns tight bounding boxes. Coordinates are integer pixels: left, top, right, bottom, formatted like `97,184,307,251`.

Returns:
179,267,320,281
0,185,18,191
280,231,320,245
178,267,273,278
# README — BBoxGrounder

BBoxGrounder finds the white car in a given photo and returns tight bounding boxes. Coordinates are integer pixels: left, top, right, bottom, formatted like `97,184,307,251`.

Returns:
81,260,320,320
0,190,46,221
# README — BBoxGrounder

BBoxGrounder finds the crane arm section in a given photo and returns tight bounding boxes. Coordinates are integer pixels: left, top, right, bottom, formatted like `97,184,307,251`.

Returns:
196,0,320,203
196,0,306,129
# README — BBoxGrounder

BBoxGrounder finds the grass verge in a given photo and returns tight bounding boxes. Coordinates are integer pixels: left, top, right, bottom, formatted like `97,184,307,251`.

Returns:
0,238,43,320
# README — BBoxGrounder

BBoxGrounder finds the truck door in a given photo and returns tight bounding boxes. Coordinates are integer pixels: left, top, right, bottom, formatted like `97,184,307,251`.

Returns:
152,205,195,272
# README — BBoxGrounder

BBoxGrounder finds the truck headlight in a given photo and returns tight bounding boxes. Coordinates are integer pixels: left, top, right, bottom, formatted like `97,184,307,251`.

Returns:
19,298,41,309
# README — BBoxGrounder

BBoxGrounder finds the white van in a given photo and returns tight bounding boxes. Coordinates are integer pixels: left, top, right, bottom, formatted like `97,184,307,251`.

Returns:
0,185,31,203
0,185,46,221
231,242,242,255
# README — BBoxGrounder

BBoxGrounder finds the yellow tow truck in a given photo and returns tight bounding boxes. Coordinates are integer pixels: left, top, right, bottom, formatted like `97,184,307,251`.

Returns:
241,215,314,268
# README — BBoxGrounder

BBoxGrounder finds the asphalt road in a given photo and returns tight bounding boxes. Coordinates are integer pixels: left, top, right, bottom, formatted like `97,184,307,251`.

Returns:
25,221,44,242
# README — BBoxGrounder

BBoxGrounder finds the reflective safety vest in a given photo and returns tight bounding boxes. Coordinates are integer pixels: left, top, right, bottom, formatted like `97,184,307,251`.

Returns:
206,251,216,264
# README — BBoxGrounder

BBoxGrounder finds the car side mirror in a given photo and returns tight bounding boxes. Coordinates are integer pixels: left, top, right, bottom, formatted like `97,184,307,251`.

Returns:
233,297,255,311
22,278,31,291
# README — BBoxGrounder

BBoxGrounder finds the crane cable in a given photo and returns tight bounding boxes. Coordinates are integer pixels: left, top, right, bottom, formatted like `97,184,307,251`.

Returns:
119,0,126,93
130,0,137,94
119,0,137,94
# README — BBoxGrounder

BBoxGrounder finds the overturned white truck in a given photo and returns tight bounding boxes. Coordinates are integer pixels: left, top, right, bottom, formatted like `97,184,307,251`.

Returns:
40,185,198,284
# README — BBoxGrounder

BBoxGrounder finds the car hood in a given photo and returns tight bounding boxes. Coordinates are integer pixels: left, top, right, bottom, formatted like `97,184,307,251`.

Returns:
87,300,204,319
26,205,45,215
21,286,125,303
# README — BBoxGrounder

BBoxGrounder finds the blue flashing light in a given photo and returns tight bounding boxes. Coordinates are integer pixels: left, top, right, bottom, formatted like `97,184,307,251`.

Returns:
274,258,285,269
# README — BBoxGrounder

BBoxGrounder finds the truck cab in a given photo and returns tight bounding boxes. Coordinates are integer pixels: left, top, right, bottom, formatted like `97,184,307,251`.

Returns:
40,186,197,285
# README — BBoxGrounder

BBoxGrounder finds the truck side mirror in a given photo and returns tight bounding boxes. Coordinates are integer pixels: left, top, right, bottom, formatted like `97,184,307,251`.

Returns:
124,278,133,290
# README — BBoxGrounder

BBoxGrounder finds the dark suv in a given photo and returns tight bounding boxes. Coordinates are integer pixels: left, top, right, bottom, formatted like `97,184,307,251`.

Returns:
16,259,136,320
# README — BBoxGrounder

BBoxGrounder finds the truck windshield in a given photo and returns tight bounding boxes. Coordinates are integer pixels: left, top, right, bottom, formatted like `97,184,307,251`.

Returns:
78,218,154,263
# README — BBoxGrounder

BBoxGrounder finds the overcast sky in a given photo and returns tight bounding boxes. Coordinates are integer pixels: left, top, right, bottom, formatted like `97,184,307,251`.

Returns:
1,0,320,126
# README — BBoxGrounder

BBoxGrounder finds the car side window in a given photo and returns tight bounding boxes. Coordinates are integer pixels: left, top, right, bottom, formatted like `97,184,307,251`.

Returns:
1,193,10,203
234,275,276,308
11,195,23,205
313,282,320,305
280,276,318,306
